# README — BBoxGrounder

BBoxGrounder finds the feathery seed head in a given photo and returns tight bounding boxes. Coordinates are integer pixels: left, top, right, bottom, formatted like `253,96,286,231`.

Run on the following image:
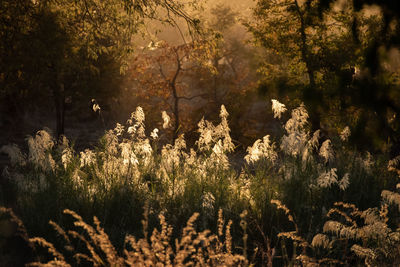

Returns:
0,144,26,166
319,139,334,164
338,173,350,191
219,104,229,119
317,168,338,188
271,99,287,119
162,111,171,129
340,126,351,142
150,128,159,140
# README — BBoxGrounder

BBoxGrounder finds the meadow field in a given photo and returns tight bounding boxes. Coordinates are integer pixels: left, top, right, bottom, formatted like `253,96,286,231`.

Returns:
2,0,400,266
1,102,400,266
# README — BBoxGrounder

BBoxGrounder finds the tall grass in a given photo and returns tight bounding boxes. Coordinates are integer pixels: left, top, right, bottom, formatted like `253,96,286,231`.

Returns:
0,206,248,266
1,100,398,265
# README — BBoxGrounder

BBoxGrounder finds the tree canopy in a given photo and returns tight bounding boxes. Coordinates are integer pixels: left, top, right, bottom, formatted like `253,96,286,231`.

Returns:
0,0,202,137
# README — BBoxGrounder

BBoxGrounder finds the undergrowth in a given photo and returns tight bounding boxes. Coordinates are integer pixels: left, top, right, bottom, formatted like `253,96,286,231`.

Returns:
1,100,399,265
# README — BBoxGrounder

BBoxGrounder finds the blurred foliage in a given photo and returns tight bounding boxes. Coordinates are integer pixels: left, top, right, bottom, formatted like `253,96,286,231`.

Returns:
246,0,400,153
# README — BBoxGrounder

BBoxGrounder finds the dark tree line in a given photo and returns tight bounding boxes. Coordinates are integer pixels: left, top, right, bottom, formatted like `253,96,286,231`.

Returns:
0,0,200,138
2,0,400,153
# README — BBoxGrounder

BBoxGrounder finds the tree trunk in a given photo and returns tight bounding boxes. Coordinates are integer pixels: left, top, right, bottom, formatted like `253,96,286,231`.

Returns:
213,57,220,110
294,0,316,89
171,48,182,141
53,83,65,139
172,83,180,141
294,0,320,131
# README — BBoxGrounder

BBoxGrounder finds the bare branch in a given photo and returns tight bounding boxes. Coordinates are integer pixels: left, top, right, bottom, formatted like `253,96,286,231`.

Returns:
178,93,208,101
